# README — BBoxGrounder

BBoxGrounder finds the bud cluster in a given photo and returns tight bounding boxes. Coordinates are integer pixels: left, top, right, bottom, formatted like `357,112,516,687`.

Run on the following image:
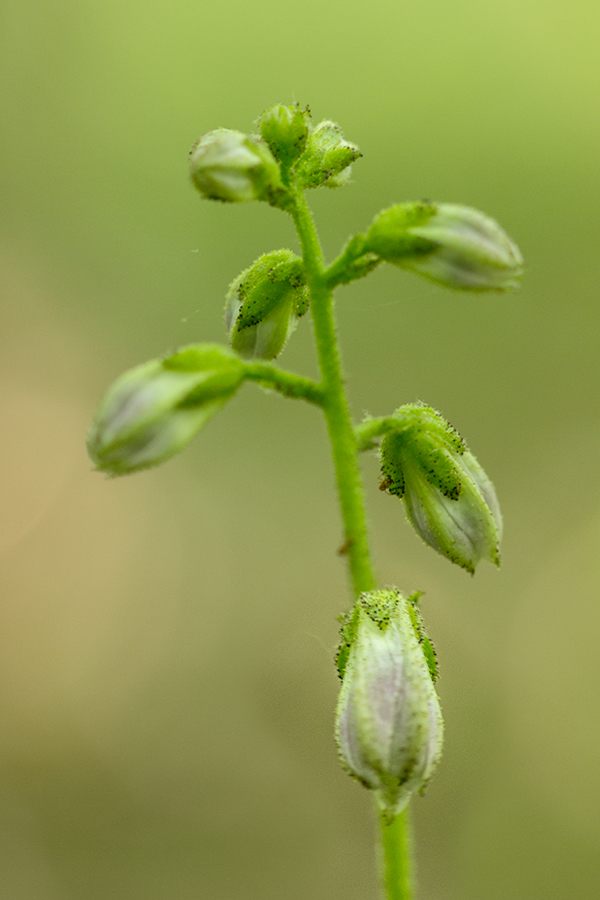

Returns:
189,104,361,206
379,404,502,573
335,590,443,822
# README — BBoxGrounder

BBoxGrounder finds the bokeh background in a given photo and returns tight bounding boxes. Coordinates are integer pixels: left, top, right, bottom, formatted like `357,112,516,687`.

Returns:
1,1,600,897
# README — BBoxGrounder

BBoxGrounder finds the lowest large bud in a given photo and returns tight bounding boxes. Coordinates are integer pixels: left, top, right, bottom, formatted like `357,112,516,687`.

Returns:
88,345,245,476
365,202,523,291
189,129,287,207
225,250,309,360
380,405,502,573
335,590,443,822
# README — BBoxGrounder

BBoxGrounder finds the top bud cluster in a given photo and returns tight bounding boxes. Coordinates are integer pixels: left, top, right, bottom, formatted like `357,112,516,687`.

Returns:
189,104,360,205
189,104,523,365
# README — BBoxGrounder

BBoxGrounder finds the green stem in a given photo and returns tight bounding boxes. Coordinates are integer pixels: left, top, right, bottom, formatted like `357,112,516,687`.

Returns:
380,809,413,900
289,189,375,596
289,186,413,900
355,416,397,451
244,361,324,406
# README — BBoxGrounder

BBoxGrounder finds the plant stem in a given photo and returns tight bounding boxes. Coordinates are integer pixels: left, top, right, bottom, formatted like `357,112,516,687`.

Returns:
380,810,413,900
244,361,324,405
289,190,375,597
289,188,413,900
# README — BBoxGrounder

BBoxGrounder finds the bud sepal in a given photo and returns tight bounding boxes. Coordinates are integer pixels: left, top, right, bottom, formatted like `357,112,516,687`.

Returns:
258,103,311,174
294,119,361,190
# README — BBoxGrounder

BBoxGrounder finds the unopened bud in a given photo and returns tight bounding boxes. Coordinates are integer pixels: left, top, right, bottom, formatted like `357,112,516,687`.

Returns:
189,129,287,207
365,202,523,291
88,345,245,475
380,404,502,573
225,250,309,360
335,590,443,822
258,103,310,170
295,120,361,190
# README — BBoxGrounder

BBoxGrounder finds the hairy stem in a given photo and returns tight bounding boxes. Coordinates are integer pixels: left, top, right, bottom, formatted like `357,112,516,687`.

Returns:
355,416,397,451
290,189,375,596
289,188,413,900
380,810,413,900
244,361,324,405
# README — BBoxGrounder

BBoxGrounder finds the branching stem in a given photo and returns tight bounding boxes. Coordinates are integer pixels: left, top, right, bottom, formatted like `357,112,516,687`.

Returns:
244,361,324,405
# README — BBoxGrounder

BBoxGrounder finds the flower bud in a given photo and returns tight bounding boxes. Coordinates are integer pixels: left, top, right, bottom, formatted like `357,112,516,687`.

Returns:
365,202,523,291
379,404,502,573
335,590,443,822
88,345,245,476
295,120,362,190
189,129,287,207
225,249,309,360
258,103,310,170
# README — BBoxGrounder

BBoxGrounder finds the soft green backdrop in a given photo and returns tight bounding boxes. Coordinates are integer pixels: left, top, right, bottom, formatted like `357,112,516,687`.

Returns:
1,1,599,897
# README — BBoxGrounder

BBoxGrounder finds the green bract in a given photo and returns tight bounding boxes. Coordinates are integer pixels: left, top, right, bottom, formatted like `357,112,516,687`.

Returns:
379,404,502,573
88,345,245,476
335,590,444,823
365,202,523,291
225,249,309,360
189,128,287,207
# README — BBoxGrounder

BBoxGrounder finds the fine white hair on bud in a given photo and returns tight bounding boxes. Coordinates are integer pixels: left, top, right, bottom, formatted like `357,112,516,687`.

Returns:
379,404,502,573
335,590,443,822
365,201,523,291
87,345,245,476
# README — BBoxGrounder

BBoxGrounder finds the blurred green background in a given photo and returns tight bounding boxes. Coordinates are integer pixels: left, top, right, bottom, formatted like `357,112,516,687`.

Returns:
1,0,600,897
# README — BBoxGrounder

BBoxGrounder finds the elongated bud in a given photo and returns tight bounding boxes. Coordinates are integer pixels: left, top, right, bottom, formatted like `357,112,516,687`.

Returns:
335,590,443,822
258,103,310,170
365,202,523,291
189,129,288,207
88,345,245,476
379,404,502,573
225,250,309,360
295,120,361,190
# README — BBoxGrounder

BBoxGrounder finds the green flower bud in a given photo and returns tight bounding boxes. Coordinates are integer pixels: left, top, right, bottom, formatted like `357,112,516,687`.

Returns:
189,129,287,207
258,103,310,170
365,202,523,291
295,120,362,190
379,404,502,573
225,249,309,360
88,345,245,476
335,590,443,822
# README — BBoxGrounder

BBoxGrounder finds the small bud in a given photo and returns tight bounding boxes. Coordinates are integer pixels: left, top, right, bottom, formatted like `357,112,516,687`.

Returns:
258,103,310,170
335,590,443,822
365,202,523,291
88,345,245,476
295,120,362,190
189,129,287,207
379,405,502,573
225,250,309,360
